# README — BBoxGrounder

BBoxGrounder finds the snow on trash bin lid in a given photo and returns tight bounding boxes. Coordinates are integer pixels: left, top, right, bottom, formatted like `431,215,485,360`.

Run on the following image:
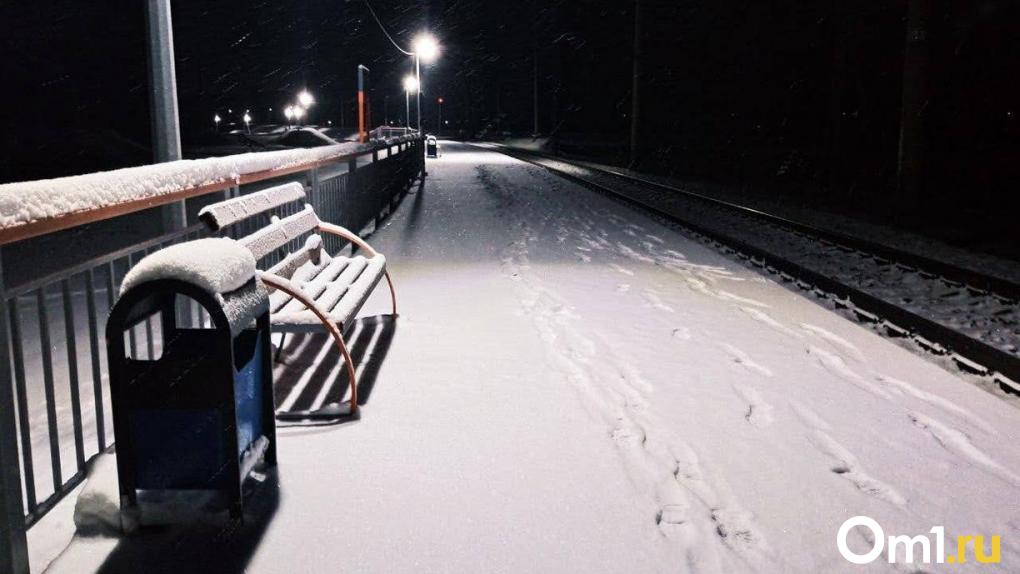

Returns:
120,237,257,297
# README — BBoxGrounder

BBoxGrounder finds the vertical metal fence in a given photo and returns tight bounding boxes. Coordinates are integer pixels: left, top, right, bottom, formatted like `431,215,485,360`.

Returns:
0,138,423,573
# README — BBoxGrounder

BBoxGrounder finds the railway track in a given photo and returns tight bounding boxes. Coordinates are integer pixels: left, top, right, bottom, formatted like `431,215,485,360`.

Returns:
488,144,1020,393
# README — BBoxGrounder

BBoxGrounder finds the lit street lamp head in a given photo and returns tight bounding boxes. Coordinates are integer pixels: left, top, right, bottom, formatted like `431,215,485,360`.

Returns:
403,75,420,94
298,90,315,108
412,33,440,63
284,106,294,120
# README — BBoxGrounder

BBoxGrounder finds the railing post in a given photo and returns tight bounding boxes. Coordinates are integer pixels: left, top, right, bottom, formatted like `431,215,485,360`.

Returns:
0,252,30,574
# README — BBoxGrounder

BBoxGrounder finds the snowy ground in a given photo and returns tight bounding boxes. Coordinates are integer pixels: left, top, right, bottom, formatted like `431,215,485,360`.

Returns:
40,142,1020,573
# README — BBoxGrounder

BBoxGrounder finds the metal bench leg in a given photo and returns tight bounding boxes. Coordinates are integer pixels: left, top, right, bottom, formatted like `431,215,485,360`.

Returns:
273,332,288,363
384,270,398,316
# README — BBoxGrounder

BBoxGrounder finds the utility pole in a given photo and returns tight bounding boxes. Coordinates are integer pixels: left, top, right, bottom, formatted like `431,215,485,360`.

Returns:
533,47,540,137
415,56,423,133
628,0,643,169
896,0,933,210
145,0,186,231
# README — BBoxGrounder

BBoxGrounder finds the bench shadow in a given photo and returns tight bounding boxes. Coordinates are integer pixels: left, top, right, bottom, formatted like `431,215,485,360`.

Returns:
272,315,397,423
94,467,281,574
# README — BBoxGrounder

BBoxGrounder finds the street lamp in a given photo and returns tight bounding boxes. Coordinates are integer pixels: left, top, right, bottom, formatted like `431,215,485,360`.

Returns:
412,33,440,64
214,113,221,132
243,112,252,134
298,90,315,108
293,105,306,126
284,106,294,128
403,75,419,132
410,32,440,134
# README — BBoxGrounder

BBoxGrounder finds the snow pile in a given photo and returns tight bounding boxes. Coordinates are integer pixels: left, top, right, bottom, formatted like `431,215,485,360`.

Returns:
73,453,125,535
120,237,255,296
0,141,371,230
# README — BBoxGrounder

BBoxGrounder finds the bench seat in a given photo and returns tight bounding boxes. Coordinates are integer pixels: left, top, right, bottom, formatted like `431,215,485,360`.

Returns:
268,251,386,332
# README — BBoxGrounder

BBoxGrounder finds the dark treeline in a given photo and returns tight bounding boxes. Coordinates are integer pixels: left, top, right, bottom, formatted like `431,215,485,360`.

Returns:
527,0,1018,256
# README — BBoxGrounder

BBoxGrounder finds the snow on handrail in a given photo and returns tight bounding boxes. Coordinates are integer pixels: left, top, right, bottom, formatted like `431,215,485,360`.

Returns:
0,137,416,246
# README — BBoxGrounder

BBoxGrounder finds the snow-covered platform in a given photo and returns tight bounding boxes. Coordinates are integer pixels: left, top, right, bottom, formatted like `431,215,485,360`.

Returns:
43,143,1020,573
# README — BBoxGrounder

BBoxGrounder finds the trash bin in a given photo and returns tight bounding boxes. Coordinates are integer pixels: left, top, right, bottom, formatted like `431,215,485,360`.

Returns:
106,238,276,522
426,136,439,158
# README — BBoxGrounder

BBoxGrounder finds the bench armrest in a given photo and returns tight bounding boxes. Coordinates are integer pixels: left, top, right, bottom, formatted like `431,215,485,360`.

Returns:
316,221,379,258
257,271,359,412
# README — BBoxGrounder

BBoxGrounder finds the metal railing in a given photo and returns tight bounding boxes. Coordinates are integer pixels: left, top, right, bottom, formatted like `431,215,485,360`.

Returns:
0,138,424,573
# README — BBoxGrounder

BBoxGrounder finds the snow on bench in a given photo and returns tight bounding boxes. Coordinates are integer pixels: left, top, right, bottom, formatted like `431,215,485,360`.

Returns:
199,183,397,415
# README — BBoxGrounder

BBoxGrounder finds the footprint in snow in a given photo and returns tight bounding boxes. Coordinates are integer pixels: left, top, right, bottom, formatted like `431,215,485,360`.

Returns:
810,430,907,507
609,263,635,276
800,323,865,362
806,345,892,399
740,307,803,339
732,384,774,428
907,411,1020,487
642,289,675,313
717,290,770,308
671,327,691,340
616,283,631,293
719,343,773,378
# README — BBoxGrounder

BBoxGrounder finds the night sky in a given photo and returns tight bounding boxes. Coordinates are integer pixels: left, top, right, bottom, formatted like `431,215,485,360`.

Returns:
2,0,1017,254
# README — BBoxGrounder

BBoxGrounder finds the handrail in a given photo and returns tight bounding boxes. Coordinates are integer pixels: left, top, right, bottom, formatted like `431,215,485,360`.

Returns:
0,137,419,248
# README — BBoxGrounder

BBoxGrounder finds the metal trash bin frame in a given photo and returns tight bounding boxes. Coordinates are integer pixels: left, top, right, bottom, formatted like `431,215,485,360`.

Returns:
107,278,277,521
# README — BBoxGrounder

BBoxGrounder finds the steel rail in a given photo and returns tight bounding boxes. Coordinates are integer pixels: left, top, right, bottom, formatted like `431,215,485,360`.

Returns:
499,145,1020,302
493,145,1020,392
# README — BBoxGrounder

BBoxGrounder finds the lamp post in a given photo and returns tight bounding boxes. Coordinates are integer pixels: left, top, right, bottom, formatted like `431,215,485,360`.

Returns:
403,75,419,133
437,97,444,137
243,112,252,134
214,113,221,132
284,106,294,129
411,33,440,134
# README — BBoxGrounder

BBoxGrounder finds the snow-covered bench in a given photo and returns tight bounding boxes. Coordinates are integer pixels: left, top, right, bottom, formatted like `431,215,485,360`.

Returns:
198,182,397,415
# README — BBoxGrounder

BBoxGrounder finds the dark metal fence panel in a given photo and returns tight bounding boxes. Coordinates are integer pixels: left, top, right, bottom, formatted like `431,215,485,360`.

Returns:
0,139,422,571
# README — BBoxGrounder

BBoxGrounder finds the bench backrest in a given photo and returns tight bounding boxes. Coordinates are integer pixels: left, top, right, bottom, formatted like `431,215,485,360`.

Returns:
199,181,307,231
239,205,321,261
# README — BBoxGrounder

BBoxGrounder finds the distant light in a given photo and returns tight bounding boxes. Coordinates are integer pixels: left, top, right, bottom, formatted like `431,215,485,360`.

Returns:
228,108,233,113
298,90,315,107
214,114,221,123
243,113,252,124
412,33,440,64
403,75,420,94
293,106,306,120
284,106,294,120
328,120,333,125
444,120,449,124
438,97,444,104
